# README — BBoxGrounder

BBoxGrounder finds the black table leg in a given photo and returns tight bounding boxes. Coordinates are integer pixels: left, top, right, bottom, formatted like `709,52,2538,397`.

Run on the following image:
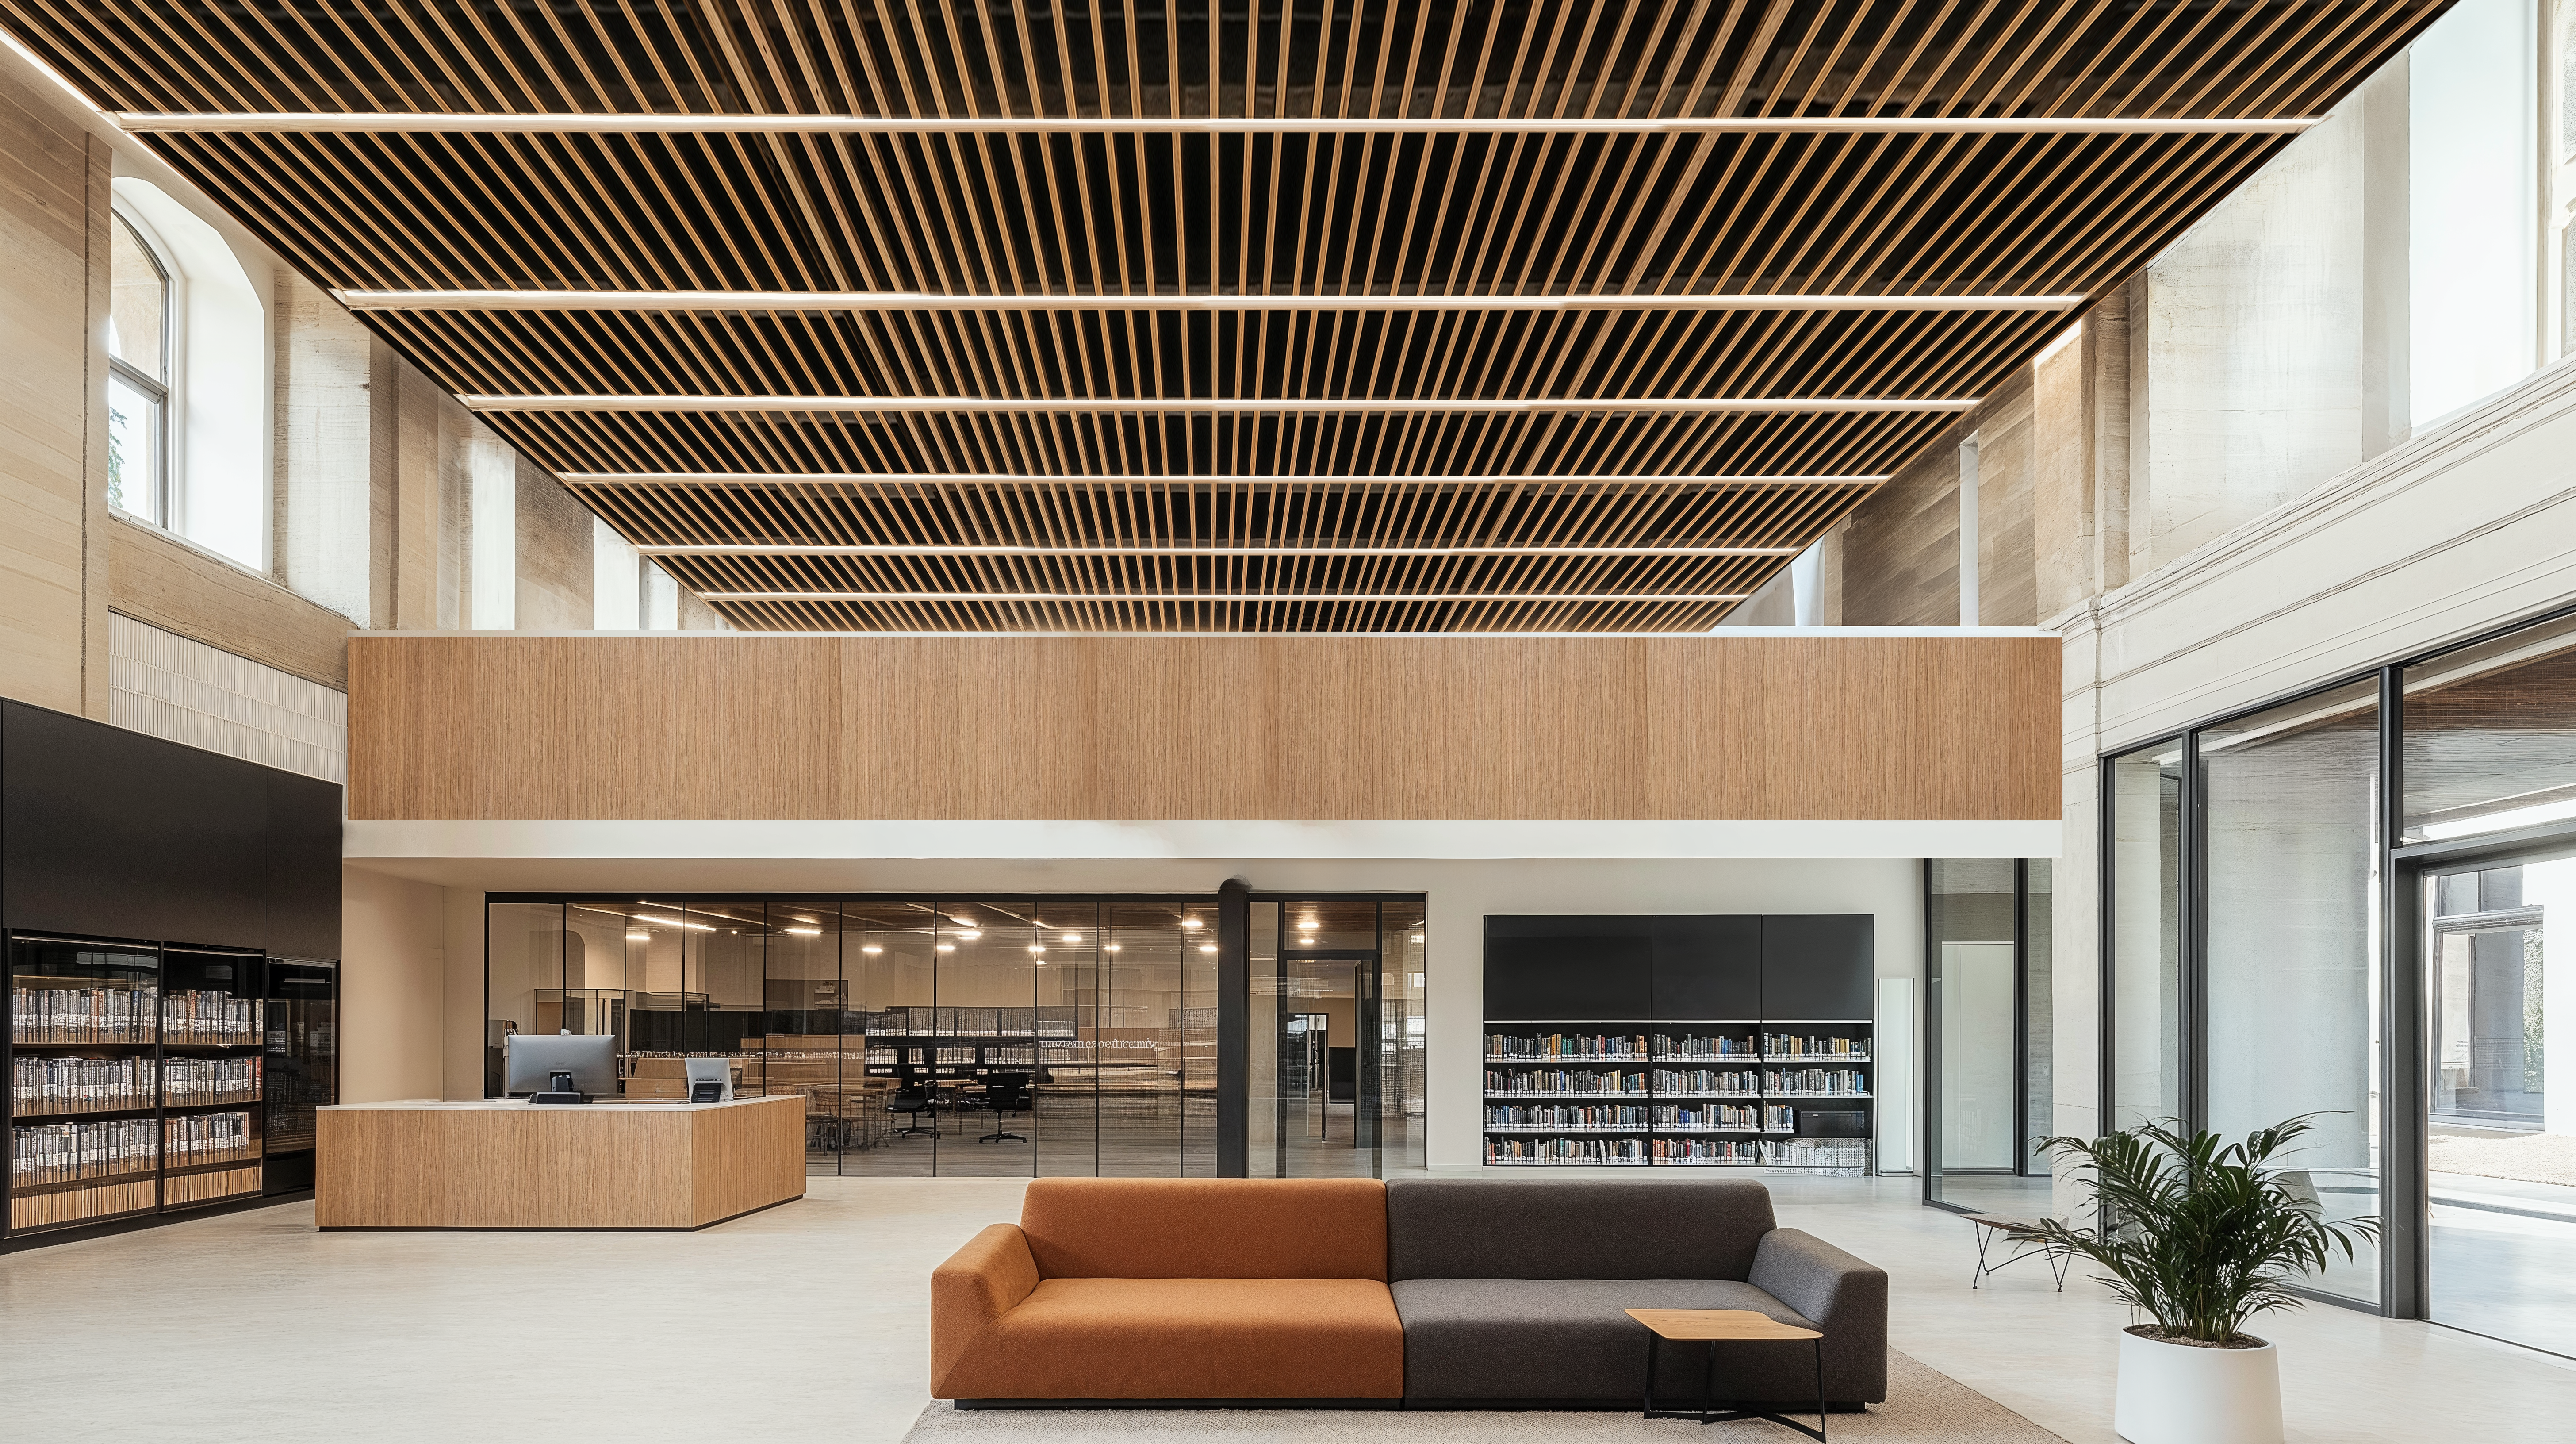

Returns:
1643,1333,1659,1420
1815,1337,1828,1443
1700,1338,1717,1426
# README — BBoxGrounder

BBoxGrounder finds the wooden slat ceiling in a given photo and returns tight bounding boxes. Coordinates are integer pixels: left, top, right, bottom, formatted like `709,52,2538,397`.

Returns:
4,0,2448,633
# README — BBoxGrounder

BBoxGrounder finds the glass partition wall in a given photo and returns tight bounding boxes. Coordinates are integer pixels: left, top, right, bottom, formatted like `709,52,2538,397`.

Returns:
487,894,1402,1178
1925,860,2053,1212
2102,605,2576,1346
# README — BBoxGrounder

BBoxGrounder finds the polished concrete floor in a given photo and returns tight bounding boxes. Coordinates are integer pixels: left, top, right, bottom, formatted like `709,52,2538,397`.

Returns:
3,1175,2572,1443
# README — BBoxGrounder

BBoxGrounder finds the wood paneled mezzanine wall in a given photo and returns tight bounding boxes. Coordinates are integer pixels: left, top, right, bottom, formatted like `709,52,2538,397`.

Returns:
346,634,2057,822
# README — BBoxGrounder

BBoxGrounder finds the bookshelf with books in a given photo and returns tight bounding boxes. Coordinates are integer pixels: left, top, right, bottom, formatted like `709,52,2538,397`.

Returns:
5,936,329,1241
1484,914,1878,1172
0,696,344,1248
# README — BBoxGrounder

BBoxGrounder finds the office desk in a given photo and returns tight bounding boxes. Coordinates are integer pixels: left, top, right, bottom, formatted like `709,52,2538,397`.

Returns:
316,1095,805,1230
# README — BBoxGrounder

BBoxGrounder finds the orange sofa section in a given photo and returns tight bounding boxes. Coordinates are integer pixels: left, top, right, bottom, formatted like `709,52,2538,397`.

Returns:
932,1178,1404,1401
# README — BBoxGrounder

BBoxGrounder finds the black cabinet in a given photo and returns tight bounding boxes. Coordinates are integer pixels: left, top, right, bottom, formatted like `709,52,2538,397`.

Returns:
1650,915,1762,1020
0,700,341,955
1760,915,1875,1021
1483,915,1653,1020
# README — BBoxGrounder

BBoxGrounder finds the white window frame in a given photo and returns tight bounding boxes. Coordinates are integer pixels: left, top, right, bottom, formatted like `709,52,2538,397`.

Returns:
106,203,181,527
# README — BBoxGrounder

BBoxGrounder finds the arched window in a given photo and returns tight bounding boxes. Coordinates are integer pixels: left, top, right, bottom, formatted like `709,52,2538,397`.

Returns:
106,213,172,524
108,180,270,570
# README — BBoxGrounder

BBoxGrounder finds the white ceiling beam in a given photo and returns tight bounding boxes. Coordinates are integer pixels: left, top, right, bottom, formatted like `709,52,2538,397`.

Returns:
337,288,2084,312
117,111,2316,136
467,394,1977,414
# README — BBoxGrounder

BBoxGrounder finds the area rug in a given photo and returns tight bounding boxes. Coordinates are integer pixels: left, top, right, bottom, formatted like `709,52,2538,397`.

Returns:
901,1350,2063,1441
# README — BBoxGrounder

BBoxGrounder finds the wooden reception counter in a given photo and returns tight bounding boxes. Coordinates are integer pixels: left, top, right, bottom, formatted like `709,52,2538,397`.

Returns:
316,1095,805,1230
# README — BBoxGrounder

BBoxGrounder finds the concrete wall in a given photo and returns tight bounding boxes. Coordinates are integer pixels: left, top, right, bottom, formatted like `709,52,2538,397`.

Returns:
0,67,108,720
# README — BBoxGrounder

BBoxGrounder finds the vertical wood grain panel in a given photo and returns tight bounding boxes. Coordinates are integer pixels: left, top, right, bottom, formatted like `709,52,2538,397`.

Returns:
348,634,2060,821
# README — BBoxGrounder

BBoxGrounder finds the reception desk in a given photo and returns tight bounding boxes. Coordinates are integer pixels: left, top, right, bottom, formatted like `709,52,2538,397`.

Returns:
316,1095,805,1230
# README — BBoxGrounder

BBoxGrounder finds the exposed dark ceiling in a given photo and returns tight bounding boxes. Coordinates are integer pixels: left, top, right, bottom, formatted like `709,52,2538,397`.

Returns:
1,0,2451,631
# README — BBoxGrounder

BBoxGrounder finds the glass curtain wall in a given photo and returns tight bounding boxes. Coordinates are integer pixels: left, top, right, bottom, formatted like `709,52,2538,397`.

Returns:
487,892,1398,1179
2423,856,2576,1357
845,902,938,1176
1381,903,1428,1174
2405,613,2576,1356
1926,861,2052,1211
763,902,842,1170
1032,901,1099,1176
1928,860,2020,1206
2108,744,2187,1129
2202,680,2383,1304
1248,901,1281,1176
2103,606,2576,1339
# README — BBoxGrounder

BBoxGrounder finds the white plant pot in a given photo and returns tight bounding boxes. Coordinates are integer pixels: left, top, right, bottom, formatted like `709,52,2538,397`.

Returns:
2113,1327,2282,1444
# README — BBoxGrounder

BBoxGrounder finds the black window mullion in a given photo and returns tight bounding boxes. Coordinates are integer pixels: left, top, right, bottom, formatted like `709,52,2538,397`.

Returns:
2182,730,2208,1136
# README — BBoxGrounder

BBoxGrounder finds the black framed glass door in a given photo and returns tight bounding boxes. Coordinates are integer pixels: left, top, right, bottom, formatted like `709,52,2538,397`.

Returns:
2417,849,2576,1358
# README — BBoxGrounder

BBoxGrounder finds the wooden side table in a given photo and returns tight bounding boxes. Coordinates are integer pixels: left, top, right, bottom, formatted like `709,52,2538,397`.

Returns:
1625,1308,1827,1440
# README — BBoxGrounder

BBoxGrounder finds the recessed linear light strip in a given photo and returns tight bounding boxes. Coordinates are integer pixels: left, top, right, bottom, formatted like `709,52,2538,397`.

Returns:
560,472,1891,487
334,288,2083,313
464,395,1976,414
641,543,1802,557
702,591,1752,603
115,111,2318,136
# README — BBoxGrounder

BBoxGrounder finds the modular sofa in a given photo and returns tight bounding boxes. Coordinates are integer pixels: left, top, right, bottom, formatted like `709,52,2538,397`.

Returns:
930,1175,1886,1409
931,1177,1405,1403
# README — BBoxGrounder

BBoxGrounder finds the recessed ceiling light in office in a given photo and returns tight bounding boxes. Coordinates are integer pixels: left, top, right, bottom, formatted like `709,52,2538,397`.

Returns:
0,0,2447,634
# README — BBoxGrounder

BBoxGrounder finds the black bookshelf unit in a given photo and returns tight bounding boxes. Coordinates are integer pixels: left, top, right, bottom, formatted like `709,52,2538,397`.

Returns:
0,699,342,1248
1483,915,1875,1171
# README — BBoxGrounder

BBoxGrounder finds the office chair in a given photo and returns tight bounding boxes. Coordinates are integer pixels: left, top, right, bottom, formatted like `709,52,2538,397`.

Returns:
979,1072,1032,1143
888,1081,939,1138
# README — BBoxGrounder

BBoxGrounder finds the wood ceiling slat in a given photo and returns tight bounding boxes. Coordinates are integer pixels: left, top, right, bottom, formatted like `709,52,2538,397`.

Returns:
0,0,2450,631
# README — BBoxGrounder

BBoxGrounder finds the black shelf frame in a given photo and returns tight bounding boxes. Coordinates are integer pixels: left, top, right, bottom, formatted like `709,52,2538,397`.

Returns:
1482,915,1878,1170
6,932,336,1246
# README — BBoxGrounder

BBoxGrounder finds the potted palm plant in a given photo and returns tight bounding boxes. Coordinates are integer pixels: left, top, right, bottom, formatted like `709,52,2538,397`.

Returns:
2031,1116,2378,1444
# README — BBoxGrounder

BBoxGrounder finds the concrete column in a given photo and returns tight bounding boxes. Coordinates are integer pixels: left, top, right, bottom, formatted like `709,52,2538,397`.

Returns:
2361,58,2411,456
2032,322,2097,617
1957,441,1980,626
511,453,593,629
78,133,113,719
273,275,380,626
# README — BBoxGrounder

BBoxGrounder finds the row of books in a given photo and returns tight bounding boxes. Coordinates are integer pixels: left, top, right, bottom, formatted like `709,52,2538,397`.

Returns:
1484,1104,1653,1129
165,1110,259,1167
8,987,270,1044
1656,1138,1764,1163
1762,1033,1870,1060
1484,1033,1648,1060
1483,1069,1648,1096
164,1056,262,1106
1480,1103,1805,1133
11,1118,156,1186
10,986,158,1043
1768,1068,1869,1095
1652,1034,1760,1058
1485,1137,1650,1164
163,990,265,1043
1487,1138,1872,1167
12,1055,157,1113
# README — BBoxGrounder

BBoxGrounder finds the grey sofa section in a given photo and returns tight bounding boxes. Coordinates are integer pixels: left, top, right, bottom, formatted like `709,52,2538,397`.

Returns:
1387,1177,1778,1282
1383,1178,1886,1407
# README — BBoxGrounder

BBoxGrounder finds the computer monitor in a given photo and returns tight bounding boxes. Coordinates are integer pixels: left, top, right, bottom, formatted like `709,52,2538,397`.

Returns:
502,1032,619,1097
684,1056,733,1102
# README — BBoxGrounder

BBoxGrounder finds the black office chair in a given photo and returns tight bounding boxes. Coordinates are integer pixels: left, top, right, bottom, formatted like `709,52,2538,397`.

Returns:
979,1072,1032,1143
888,1081,939,1138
